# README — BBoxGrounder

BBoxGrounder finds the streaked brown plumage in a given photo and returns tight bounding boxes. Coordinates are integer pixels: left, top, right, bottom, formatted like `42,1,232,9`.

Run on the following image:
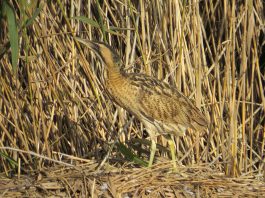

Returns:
76,37,208,168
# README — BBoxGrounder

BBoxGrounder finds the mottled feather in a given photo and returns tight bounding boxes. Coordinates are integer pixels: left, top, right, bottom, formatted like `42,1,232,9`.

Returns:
105,73,208,137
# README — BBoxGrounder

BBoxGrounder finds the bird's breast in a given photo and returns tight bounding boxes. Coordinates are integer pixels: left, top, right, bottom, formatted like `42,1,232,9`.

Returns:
105,76,140,114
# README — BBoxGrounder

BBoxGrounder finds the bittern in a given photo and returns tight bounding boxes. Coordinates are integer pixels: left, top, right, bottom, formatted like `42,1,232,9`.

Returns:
76,37,208,168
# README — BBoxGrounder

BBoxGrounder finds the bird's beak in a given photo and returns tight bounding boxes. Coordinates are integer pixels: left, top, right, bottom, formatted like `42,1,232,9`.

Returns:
74,37,99,54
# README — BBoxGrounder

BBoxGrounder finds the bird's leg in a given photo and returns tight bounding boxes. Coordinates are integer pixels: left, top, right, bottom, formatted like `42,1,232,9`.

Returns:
167,135,177,171
148,139,156,167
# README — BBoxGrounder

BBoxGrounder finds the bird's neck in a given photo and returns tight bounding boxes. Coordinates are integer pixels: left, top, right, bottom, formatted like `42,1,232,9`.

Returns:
106,68,123,81
105,62,123,81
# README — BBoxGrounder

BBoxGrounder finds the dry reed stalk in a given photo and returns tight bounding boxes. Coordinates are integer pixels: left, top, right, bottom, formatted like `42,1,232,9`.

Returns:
0,0,264,179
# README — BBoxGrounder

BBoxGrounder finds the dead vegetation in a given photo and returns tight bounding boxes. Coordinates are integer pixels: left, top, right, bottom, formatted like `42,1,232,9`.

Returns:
0,0,265,197
1,162,265,197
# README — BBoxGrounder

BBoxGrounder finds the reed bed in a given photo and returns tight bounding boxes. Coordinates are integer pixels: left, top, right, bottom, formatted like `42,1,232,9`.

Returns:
0,0,264,196
1,162,265,197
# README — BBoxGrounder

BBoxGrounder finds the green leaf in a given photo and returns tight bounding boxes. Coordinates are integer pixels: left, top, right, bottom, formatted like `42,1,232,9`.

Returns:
23,5,43,28
73,16,100,28
116,142,148,167
2,0,19,72
72,16,122,36
0,151,18,169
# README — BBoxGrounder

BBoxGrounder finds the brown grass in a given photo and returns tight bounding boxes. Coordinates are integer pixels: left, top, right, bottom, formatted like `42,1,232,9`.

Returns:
1,162,265,197
0,0,265,196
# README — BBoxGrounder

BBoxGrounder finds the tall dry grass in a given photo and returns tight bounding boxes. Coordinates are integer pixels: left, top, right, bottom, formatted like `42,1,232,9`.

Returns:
0,0,264,177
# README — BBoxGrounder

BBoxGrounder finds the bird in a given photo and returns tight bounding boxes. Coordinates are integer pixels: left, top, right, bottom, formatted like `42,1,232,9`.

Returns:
75,37,208,169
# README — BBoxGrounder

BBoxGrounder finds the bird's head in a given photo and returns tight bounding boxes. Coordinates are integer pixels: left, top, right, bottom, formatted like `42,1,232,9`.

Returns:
75,37,121,70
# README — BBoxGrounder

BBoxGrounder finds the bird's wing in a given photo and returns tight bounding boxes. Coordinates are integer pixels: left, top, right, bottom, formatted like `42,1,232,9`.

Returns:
128,74,208,132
